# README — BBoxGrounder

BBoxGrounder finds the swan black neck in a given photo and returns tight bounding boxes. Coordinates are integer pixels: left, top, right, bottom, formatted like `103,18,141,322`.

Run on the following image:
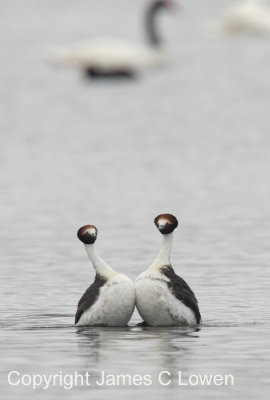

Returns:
146,1,166,47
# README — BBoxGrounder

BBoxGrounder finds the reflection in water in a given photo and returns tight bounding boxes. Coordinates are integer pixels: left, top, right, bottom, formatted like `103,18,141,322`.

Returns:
75,325,201,376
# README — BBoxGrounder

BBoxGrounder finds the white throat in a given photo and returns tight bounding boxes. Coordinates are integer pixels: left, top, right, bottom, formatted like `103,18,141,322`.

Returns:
151,232,173,268
84,244,116,277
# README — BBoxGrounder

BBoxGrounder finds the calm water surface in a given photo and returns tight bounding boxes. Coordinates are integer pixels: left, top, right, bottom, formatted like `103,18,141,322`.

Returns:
0,1,270,399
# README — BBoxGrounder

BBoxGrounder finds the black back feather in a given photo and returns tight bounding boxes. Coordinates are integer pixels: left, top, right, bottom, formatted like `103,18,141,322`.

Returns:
160,266,201,324
75,274,107,325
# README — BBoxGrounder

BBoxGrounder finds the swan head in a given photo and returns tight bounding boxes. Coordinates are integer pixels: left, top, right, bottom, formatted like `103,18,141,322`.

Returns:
154,213,178,234
77,225,98,244
155,0,176,10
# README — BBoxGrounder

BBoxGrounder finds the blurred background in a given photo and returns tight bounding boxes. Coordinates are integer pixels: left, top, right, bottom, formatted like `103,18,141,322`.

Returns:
0,1,270,399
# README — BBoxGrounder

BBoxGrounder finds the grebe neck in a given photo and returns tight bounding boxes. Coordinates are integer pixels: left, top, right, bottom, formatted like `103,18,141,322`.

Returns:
151,232,173,267
85,244,116,277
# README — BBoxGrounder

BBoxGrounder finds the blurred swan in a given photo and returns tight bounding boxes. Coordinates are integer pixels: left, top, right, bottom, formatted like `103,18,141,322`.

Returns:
212,0,270,35
49,0,176,78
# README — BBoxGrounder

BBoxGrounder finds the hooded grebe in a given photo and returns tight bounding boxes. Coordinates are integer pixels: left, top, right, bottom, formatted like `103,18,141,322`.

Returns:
135,214,201,326
75,225,135,326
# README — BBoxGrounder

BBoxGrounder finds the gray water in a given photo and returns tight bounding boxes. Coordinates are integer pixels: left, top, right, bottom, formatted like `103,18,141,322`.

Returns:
1,0,270,399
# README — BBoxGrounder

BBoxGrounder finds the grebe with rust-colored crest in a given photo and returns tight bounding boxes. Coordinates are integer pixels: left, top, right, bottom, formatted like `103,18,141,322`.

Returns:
135,214,201,326
75,225,135,326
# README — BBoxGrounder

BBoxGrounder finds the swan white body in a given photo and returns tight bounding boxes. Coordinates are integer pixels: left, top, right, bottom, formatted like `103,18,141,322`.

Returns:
214,0,270,35
48,1,174,76
50,39,167,71
76,243,135,327
135,232,199,327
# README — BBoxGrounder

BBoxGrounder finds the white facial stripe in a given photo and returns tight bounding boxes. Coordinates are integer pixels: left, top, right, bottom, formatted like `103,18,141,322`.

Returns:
158,218,170,226
86,227,96,235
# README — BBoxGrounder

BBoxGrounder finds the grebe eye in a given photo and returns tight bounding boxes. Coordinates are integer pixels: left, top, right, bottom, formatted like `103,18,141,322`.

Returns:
85,231,89,235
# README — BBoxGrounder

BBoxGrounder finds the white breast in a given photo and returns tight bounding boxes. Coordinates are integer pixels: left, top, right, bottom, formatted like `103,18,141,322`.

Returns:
135,272,197,327
77,275,135,327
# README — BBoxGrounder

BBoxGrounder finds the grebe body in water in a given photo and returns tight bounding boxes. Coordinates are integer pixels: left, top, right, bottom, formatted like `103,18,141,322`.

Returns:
135,214,201,326
75,225,135,326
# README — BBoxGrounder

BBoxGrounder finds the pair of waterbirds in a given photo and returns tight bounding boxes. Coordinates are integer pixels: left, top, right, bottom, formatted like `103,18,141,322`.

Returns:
75,213,201,327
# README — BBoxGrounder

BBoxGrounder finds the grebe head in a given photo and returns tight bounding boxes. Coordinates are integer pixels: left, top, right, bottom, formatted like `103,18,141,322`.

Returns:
154,213,178,234
77,225,98,244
